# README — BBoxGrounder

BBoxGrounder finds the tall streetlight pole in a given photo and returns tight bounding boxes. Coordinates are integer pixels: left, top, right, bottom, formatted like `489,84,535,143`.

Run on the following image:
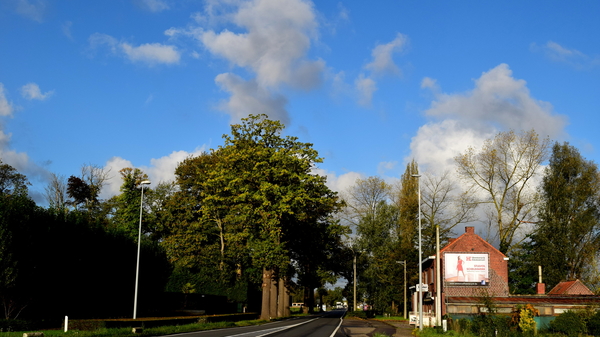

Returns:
353,254,357,312
133,180,151,320
412,174,422,330
436,225,441,326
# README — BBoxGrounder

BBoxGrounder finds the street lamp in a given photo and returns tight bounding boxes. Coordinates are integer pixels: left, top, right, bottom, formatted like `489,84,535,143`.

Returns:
412,174,422,330
133,180,151,320
397,261,407,319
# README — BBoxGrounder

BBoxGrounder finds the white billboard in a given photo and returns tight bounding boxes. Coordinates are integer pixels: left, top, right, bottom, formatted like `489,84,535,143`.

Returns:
444,253,489,286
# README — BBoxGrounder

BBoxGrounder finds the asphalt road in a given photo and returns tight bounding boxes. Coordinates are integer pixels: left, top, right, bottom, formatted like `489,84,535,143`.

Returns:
165,310,346,337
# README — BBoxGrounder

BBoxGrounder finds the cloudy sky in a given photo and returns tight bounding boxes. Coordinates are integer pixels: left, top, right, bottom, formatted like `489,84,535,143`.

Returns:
1,0,599,205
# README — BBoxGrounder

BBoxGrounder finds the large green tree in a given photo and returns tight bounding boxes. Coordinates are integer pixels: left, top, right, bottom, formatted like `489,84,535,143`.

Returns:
530,142,600,290
163,114,345,318
108,168,152,240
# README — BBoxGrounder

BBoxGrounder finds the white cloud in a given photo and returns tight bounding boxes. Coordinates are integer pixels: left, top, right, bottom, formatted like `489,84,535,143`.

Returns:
0,84,14,117
410,119,495,174
135,0,170,12
365,33,408,76
89,33,180,66
406,64,570,235
351,33,408,107
422,63,567,139
536,41,600,69
377,161,397,176
215,72,289,124
15,0,46,22
312,166,363,194
420,77,438,90
101,147,206,199
199,0,322,90
102,157,135,198
0,84,50,198
62,21,73,40
354,74,377,107
121,42,180,64
21,83,54,100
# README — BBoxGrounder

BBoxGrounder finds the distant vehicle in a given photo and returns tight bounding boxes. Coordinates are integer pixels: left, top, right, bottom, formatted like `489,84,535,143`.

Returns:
291,303,304,307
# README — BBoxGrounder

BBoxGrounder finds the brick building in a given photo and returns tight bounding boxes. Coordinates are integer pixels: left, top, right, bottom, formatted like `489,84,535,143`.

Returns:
414,226,600,327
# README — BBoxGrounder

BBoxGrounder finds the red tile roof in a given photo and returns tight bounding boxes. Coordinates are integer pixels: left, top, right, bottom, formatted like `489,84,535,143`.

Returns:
548,280,594,295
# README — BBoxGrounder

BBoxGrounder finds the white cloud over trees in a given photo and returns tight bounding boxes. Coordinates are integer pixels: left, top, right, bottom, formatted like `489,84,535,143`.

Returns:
89,33,180,66
411,63,568,174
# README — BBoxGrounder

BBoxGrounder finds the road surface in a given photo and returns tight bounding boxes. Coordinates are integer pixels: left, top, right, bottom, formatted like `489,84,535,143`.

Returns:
166,310,346,337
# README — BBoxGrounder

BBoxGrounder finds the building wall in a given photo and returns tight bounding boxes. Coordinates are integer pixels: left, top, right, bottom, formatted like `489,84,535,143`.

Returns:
441,227,509,297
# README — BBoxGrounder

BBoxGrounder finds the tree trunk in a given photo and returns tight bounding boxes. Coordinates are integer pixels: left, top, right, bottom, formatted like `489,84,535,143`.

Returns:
277,278,285,317
269,276,278,318
282,280,291,317
260,268,272,320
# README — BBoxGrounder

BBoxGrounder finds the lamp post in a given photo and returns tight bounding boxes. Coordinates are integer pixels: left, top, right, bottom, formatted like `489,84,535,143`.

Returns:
353,253,357,312
412,174,422,330
397,261,407,319
133,180,151,320
435,224,441,326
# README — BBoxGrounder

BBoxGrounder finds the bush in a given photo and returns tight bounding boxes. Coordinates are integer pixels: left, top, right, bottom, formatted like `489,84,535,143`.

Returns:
549,311,586,336
471,314,512,337
0,319,34,332
346,310,368,319
586,310,600,336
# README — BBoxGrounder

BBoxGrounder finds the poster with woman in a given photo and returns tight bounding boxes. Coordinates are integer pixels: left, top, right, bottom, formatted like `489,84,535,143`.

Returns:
444,253,489,286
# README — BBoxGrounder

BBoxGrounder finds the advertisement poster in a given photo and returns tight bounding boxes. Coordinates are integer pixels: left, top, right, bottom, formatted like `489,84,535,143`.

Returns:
444,253,489,286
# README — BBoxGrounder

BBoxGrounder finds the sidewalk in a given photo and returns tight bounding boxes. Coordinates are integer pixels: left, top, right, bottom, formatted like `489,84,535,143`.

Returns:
340,318,414,337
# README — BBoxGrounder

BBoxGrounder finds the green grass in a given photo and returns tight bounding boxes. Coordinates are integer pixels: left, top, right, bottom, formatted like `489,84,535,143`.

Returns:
2,319,270,337
375,315,407,321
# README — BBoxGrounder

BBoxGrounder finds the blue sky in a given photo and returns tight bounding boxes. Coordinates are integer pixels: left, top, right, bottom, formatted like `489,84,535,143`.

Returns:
0,0,599,205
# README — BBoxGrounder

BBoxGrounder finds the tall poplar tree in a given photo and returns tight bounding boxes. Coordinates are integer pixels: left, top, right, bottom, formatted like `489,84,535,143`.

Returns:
530,142,600,289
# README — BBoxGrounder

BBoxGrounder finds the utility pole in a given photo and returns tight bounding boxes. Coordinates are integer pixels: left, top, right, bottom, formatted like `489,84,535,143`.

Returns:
353,254,357,311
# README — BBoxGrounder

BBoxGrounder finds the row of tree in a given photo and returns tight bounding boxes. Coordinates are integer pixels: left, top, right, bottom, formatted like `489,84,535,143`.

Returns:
2,114,351,321
3,117,599,321
344,129,600,315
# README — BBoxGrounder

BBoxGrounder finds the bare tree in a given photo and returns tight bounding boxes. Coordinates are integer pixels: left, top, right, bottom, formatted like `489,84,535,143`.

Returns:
341,176,391,229
81,163,111,202
44,173,68,211
419,171,478,255
454,129,550,254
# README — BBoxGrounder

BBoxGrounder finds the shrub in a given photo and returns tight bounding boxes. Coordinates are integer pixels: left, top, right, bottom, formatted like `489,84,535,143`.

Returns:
0,319,33,332
587,310,600,336
510,304,539,335
471,314,511,337
346,310,368,319
549,310,586,336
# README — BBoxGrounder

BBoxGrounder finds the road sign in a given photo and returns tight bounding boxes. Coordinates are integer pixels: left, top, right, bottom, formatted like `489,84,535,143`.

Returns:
416,283,429,292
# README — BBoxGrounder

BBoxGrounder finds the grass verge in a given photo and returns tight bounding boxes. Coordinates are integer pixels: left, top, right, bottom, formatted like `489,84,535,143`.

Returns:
2,318,270,337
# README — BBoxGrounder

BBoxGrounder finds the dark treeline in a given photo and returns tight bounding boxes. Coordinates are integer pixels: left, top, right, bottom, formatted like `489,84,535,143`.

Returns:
1,114,349,322
0,190,170,321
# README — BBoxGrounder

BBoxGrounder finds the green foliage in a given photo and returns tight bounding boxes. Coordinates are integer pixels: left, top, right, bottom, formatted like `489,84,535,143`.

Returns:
0,180,171,320
549,310,586,336
161,114,346,313
532,142,600,289
0,319,34,332
587,310,600,336
510,304,538,335
471,314,512,337
108,168,151,240
0,161,29,196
